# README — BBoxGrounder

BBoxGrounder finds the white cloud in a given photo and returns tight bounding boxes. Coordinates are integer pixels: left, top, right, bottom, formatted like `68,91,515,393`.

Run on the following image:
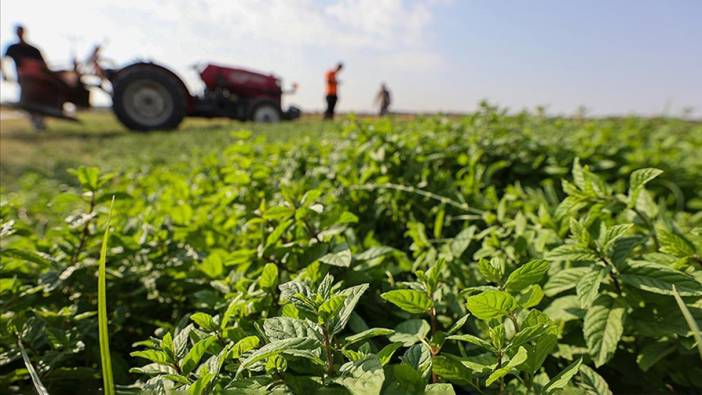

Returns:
2,0,699,116
1,0,446,111
324,0,433,47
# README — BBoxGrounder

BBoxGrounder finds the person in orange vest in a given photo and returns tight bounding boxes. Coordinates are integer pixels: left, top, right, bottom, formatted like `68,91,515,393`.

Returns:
324,62,343,119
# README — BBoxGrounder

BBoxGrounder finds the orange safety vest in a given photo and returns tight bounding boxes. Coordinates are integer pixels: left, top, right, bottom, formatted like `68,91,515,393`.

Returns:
325,70,337,96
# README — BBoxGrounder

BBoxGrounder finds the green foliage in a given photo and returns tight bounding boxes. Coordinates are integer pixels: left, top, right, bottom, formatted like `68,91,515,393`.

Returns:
97,200,115,395
466,290,518,321
504,259,549,292
1,112,701,394
381,290,433,314
543,357,582,393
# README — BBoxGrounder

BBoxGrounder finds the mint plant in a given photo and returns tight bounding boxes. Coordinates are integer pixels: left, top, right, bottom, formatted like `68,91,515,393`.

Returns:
1,113,701,394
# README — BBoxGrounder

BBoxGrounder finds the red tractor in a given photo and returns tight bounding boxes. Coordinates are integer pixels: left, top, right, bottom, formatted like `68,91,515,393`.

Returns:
13,49,301,131
107,63,300,131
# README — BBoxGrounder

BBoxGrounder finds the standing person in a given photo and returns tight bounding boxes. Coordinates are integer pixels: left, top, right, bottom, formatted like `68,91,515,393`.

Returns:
375,83,391,116
1,24,48,130
324,62,343,120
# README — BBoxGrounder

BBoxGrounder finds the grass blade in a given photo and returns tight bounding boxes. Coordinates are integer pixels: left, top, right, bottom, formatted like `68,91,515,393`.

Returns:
16,334,49,395
98,199,115,395
672,285,702,361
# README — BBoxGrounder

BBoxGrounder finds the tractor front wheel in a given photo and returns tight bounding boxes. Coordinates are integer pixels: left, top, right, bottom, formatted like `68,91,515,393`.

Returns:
112,65,187,131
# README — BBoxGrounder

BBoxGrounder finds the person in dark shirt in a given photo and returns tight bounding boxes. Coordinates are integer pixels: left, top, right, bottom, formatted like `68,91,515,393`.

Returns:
2,25,47,80
1,25,48,130
375,83,391,116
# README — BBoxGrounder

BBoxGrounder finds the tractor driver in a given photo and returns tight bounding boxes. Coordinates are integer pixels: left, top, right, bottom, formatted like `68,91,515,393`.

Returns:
1,24,48,130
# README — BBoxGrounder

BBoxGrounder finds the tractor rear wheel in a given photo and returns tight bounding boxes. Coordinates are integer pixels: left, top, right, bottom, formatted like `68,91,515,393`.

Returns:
112,65,187,131
250,101,281,123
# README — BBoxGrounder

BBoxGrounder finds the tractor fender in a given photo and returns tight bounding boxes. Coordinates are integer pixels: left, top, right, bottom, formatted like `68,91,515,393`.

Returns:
111,62,193,109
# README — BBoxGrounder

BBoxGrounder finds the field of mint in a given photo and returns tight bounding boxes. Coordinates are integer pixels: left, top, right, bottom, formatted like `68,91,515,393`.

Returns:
1,109,702,394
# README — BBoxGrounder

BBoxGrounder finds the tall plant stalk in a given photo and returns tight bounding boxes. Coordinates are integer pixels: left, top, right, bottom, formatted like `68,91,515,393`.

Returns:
98,199,115,395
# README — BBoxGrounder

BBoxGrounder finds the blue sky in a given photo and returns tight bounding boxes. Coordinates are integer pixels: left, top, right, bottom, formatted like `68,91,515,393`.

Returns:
1,0,700,116
429,1,702,115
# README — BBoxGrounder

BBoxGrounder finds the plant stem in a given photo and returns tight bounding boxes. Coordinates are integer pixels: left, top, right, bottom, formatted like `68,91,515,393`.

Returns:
672,285,702,362
16,333,48,395
302,218,321,243
97,200,115,395
508,314,520,333
71,191,96,265
525,372,532,390
322,327,334,378
427,304,439,383
350,183,484,215
609,271,622,295
599,255,622,295
495,351,504,395
428,306,438,335
470,379,486,395
631,206,660,249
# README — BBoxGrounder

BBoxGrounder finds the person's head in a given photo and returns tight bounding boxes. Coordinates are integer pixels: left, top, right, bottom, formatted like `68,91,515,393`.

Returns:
15,25,25,42
336,62,344,72
381,82,387,90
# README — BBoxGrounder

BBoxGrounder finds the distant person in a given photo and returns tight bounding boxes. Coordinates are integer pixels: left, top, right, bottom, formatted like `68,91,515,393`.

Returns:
1,24,48,130
375,83,391,116
324,62,343,120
